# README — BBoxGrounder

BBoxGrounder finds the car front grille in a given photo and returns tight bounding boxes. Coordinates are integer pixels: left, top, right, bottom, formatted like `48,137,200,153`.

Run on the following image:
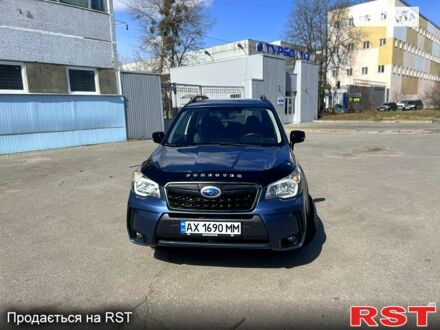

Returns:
165,183,259,211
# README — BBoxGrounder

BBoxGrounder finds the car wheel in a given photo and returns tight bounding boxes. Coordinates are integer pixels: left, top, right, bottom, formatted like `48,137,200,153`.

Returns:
303,195,317,246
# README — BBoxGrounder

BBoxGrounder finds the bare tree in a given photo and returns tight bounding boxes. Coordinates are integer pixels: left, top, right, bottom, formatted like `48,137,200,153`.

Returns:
126,0,211,73
423,82,440,109
285,0,363,112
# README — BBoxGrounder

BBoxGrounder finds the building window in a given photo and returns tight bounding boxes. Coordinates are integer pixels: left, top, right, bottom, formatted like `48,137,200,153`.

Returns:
348,43,354,51
67,68,99,94
363,41,370,49
91,0,105,10
361,67,368,75
379,38,386,47
348,17,354,26
61,0,88,7
347,68,353,76
332,69,338,77
0,63,26,92
378,65,385,73
51,0,106,12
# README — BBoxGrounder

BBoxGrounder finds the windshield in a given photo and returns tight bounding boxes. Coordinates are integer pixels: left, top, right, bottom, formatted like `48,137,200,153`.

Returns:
165,107,284,146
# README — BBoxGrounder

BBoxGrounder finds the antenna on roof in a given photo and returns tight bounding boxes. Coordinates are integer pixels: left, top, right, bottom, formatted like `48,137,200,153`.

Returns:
260,95,268,101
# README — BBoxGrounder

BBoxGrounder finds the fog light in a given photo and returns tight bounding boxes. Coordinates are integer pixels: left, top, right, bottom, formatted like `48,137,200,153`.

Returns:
135,232,144,240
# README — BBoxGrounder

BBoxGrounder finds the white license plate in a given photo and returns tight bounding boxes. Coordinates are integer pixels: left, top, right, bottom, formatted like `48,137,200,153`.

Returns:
180,221,241,236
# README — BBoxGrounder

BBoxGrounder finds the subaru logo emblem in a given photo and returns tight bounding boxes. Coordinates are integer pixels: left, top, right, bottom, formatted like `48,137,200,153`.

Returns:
200,186,221,198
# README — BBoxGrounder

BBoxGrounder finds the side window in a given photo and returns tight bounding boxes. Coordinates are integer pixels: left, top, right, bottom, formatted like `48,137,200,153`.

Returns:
169,111,194,144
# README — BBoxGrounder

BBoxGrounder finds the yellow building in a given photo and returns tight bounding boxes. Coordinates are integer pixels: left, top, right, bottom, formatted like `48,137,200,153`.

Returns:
328,0,440,108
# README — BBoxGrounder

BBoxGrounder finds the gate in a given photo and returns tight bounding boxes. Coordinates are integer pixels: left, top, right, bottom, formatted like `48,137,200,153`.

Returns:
162,83,245,120
120,72,164,139
348,84,386,110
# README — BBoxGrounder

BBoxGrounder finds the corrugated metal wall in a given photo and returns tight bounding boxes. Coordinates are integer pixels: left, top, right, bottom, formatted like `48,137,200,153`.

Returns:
120,72,164,139
0,94,126,154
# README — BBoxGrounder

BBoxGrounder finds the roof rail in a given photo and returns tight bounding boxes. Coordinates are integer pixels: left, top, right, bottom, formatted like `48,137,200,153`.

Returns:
188,95,209,104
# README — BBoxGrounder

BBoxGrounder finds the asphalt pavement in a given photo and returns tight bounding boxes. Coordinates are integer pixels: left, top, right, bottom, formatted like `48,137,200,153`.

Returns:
1,122,439,329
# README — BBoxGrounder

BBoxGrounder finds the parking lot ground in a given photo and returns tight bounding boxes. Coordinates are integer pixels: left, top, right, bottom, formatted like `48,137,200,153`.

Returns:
1,122,440,329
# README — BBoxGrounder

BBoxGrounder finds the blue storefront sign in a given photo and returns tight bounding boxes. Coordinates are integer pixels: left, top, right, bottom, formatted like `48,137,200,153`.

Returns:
256,41,311,61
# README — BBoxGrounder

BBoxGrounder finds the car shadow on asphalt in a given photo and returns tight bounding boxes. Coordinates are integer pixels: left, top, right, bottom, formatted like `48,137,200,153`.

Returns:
153,198,326,269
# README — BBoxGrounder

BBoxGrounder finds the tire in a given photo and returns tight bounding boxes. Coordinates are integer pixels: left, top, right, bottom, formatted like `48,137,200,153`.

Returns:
303,195,317,246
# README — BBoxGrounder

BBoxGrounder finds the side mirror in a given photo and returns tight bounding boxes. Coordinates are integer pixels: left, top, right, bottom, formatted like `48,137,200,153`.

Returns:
152,131,165,144
290,130,305,149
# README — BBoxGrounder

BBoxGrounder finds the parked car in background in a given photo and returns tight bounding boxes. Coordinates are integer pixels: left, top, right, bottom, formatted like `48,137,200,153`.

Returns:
377,102,398,111
403,100,424,110
396,101,405,110
397,100,424,110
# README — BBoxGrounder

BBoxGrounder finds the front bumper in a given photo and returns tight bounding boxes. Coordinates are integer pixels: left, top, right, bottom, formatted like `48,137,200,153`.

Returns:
127,190,308,251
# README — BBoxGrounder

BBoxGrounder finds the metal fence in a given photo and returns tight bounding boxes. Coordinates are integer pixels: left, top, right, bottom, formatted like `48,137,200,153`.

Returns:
120,72,164,139
0,94,126,154
348,85,386,110
162,83,245,119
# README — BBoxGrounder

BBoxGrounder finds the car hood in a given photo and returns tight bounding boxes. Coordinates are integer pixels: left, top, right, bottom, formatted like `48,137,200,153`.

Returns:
141,145,296,187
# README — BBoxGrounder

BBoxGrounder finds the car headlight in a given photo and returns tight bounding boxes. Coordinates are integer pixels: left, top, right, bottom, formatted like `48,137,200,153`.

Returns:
132,171,160,198
265,168,301,199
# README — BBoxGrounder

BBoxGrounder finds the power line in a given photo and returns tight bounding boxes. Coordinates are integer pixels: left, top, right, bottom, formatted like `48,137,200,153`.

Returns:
204,35,234,43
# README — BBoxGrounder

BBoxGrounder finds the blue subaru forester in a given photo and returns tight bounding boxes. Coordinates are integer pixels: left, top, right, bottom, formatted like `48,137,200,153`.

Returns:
127,99,314,251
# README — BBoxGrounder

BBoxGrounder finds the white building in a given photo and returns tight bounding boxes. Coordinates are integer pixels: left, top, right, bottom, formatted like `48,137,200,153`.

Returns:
0,0,126,154
327,0,440,109
169,39,319,124
0,0,119,94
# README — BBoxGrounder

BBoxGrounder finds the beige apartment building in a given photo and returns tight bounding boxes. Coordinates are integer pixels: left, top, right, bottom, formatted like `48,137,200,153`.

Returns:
327,0,440,109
